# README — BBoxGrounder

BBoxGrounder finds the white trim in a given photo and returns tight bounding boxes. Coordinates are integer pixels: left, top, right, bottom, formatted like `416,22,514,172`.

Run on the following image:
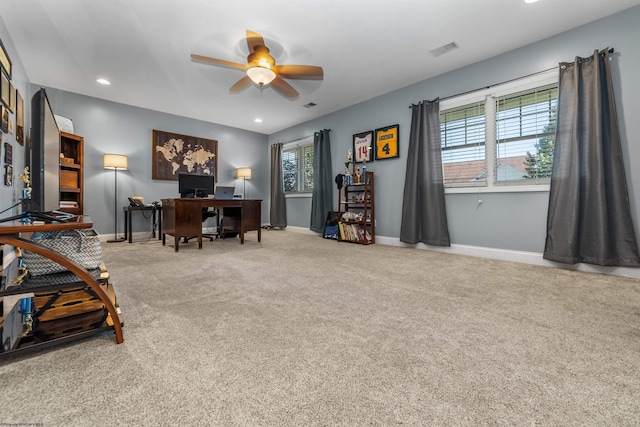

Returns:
490,69,557,98
285,192,312,198
440,69,559,191
445,184,550,194
280,229,639,279
440,69,558,110
282,135,313,150
283,136,314,195
375,235,640,279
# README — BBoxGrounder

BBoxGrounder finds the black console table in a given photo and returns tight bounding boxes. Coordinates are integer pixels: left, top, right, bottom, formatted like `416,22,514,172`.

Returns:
123,205,162,243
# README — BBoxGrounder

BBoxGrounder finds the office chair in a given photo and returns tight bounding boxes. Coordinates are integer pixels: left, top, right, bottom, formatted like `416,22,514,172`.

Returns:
201,208,219,241
182,208,218,243
180,191,220,243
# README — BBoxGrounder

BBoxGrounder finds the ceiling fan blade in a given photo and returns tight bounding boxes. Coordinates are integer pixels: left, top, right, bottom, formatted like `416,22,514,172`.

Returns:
229,76,253,92
191,53,247,71
246,30,266,53
270,77,299,98
275,65,324,80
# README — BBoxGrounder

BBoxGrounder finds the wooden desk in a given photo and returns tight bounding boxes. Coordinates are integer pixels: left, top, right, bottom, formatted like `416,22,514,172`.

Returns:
161,198,261,252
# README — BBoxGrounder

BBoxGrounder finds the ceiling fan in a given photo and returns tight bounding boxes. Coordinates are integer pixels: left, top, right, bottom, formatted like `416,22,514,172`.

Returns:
191,30,324,99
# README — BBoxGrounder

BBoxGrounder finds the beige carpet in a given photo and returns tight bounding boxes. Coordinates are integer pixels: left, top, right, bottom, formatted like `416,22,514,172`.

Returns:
1,230,639,426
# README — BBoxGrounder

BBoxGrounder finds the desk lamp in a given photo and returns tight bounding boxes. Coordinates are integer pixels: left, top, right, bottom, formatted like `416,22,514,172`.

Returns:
237,167,252,199
104,153,128,242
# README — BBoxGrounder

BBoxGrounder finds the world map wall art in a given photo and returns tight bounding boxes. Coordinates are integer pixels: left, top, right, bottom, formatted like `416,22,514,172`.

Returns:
152,129,218,181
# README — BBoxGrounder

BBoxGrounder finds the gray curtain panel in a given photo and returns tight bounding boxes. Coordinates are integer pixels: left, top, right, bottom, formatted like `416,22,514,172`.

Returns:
310,129,333,233
400,99,450,246
544,48,640,266
269,143,287,228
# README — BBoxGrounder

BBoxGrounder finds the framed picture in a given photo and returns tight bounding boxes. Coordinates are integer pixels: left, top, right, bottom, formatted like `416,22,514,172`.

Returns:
152,129,218,181
4,142,12,164
353,130,373,163
0,105,8,133
16,89,23,144
0,38,11,78
0,71,9,107
4,165,12,186
8,81,15,113
375,124,400,160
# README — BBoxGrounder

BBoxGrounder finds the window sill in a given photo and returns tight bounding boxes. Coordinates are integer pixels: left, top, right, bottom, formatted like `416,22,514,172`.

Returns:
445,184,550,194
285,192,313,198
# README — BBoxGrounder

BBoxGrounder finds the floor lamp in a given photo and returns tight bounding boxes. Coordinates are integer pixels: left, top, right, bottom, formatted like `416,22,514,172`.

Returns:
104,153,128,243
236,167,252,199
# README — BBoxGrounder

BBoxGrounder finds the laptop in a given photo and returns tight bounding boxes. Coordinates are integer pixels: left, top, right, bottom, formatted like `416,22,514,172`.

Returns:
214,185,235,199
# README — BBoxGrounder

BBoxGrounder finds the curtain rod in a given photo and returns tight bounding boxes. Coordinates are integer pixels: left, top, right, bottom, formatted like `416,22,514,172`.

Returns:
410,47,615,107
280,129,332,145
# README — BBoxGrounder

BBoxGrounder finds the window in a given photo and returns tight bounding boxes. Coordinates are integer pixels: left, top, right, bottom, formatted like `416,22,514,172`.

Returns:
283,139,314,193
495,85,557,181
440,101,486,184
439,71,558,190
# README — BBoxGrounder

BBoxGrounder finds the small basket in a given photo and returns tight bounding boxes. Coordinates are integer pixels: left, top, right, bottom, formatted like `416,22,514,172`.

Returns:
22,229,103,276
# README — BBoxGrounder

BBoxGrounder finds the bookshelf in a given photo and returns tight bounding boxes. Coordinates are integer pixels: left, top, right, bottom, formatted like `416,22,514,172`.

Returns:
337,170,375,244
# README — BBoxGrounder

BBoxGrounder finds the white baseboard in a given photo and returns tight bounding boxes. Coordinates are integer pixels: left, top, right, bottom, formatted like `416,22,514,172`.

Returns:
378,236,640,279
286,228,640,279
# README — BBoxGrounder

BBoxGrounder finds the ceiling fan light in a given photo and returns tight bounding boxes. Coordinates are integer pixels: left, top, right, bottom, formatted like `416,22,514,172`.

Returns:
247,67,276,86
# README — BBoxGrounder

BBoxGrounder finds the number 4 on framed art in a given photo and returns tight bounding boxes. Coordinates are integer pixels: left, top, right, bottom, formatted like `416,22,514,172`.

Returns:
375,124,399,160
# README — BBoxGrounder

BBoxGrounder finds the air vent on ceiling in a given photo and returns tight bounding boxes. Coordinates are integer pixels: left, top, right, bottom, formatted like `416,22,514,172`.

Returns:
303,102,317,108
431,42,459,57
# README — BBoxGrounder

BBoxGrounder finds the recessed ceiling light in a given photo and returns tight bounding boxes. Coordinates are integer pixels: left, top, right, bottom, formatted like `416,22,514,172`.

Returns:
524,0,539,3
96,78,111,85
254,118,263,123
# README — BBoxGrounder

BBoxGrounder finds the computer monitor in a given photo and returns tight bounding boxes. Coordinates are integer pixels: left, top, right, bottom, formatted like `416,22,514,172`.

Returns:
178,173,215,198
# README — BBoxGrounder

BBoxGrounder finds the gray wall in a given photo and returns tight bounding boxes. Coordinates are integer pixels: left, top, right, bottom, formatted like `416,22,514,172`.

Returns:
269,6,640,254
2,6,639,255
1,14,268,236
29,87,269,236
0,20,31,217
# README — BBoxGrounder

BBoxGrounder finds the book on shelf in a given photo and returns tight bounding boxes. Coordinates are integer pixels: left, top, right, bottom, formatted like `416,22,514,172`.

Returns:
337,222,372,243
60,200,79,208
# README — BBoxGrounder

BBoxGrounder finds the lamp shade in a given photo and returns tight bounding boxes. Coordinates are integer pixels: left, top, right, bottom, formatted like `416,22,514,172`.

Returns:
246,67,276,86
237,167,252,179
103,154,128,170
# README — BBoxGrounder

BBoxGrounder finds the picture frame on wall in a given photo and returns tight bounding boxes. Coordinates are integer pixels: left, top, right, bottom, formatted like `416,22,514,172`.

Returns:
152,129,218,181
16,89,23,145
0,105,8,133
8,81,15,113
375,124,400,160
0,38,11,78
0,71,9,107
4,165,12,186
4,142,12,164
353,130,374,163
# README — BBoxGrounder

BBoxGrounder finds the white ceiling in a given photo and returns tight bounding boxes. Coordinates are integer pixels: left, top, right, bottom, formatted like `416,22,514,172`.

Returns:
2,0,639,135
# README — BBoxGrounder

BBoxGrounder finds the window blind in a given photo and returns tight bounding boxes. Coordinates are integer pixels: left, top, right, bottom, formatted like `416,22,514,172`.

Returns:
440,101,486,185
495,85,557,182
